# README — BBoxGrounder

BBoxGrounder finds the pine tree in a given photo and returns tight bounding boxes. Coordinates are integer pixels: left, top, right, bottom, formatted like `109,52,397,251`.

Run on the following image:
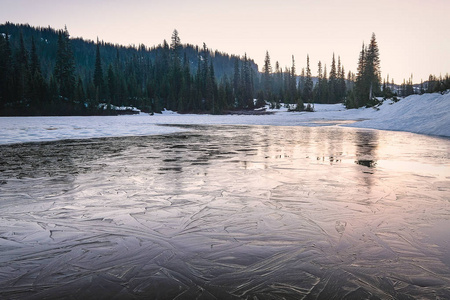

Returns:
321,64,329,104
29,36,47,111
0,32,13,111
337,56,346,102
274,61,282,106
314,60,323,103
14,32,30,107
233,58,241,108
328,53,337,103
365,33,381,102
208,59,218,113
93,38,104,101
290,55,297,103
169,29,182,111
298,68,305,101
170,29,181,56
200,43,210,110
262,50,272,100
242,53,253,108
352,33,381,107
303,54,313,104
54,27,75,101
354,43,366,108
0,33,7,109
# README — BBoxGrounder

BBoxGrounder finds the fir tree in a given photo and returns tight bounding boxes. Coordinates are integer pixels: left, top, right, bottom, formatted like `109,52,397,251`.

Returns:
262,50,272,100
170,29,181,56
14,32,30,106
242,53,253,108
321,64,329,104
337,56,346,102
365,33,381,102
298,68,305,101
233,58,241,107
315,60,323,103
207,59,217,113
0,33,11,109
290,55,297,103
352,33,381,107
0,32,15,113
169,30,182,111
328,53,337,103
354,43,366,108
93,38,104,101
54,27,75,101
29,36,47,111
303,54,313,104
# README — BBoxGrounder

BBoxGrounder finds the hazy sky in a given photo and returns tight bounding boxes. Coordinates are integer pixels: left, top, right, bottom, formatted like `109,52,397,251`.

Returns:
2,0,449,83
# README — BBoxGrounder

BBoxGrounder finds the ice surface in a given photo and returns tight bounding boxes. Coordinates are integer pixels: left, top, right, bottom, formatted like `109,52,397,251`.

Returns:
0,92,449,297
0,125,449,298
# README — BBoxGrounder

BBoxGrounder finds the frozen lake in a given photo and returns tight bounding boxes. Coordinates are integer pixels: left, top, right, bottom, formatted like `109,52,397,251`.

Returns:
0,125,449,299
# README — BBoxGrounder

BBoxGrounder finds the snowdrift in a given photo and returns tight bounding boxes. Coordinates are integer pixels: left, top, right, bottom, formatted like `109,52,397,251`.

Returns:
345,92,450,137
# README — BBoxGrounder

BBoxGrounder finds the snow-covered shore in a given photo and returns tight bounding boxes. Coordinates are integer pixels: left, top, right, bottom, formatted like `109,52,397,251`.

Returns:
0,92,448,145
344,92,450,137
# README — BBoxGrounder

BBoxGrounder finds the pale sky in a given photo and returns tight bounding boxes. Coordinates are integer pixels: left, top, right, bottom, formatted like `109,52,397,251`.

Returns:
2,0,449,83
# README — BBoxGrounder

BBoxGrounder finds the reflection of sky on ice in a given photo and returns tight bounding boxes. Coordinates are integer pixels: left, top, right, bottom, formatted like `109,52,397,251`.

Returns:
0,125,449,299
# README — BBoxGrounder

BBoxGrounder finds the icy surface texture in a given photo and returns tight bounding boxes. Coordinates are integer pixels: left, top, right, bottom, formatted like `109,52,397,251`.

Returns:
0,125,449,299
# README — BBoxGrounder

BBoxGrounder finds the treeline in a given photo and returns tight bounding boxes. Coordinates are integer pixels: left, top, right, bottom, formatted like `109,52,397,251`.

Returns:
346,33,450,107
1,23,449,116
0,23,354,115
0,23,259,115
260,51,350,111
392,74,450,98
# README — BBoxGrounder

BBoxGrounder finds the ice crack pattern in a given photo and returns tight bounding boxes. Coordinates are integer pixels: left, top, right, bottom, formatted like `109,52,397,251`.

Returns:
0,125,449,299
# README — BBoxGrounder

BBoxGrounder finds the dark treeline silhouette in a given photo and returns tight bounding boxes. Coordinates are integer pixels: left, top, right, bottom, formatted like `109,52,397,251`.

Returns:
259,51,349,112
0,23,258,115
1,23,449,116
345,33,450,108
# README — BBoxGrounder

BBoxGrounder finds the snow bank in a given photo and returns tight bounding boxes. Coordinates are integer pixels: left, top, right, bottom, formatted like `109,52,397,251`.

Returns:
345,92,450,137
0,92,448,145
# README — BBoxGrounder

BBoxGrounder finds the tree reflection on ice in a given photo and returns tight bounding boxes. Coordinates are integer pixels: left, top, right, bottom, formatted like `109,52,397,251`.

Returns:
0,125,449,299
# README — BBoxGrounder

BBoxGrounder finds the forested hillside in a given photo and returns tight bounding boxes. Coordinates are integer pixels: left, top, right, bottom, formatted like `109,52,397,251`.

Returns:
0,23,259,115
1,23,448,116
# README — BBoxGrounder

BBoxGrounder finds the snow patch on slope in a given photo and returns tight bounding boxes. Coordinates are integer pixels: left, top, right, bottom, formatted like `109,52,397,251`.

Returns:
345,92,450,137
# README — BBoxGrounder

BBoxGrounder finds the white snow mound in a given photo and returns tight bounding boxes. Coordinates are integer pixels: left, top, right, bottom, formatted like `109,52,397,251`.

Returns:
345,92,450,137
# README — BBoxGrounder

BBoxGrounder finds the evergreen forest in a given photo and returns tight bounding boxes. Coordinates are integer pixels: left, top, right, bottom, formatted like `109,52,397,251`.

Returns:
1,23,449,116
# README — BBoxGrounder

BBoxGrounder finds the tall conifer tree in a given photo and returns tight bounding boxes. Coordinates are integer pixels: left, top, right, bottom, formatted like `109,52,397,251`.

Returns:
328,53,337,103
93,38,104,102
54,27,75,101
352,33,381,107
262,50,272,100
303,54,313,103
